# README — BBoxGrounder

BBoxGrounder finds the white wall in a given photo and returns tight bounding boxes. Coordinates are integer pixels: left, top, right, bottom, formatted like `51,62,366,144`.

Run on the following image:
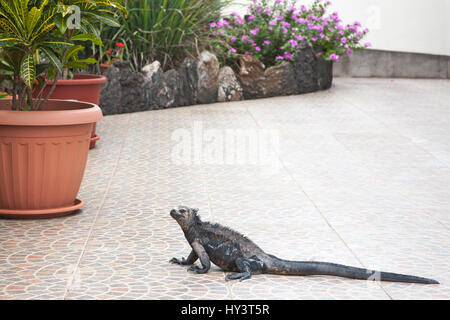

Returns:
226,0,450,56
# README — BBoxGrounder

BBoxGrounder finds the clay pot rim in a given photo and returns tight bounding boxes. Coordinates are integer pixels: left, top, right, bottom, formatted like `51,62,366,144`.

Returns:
0,99,103,126
45,73,107,86
0,199,84,219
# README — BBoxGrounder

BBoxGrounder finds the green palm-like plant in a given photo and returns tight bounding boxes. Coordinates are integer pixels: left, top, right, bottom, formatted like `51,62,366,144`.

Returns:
50,0,126,78
0,0,125,111
0,0,66,110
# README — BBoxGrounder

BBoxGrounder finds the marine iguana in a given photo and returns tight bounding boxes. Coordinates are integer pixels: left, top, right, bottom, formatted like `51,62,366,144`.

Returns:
169,206,439,284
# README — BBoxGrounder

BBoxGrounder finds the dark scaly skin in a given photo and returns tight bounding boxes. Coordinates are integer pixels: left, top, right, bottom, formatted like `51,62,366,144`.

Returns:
169,206,439,284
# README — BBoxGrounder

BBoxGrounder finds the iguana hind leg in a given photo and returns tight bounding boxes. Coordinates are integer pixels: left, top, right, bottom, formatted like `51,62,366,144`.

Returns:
225,258,252,282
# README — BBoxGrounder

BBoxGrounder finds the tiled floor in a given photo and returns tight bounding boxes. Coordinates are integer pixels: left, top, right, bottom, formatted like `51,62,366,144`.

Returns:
1,78,449,300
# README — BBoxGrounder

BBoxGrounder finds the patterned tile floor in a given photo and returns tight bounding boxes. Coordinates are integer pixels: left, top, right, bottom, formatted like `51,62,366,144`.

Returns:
1,78,449,300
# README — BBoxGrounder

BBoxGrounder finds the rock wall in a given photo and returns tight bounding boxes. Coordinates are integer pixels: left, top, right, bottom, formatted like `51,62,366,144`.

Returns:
99,41,333,116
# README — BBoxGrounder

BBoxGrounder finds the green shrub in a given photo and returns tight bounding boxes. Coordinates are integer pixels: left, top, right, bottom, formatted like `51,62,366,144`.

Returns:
99,0,230,71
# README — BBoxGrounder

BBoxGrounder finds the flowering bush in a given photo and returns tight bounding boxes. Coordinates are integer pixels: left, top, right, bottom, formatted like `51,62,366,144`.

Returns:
209,0,370,67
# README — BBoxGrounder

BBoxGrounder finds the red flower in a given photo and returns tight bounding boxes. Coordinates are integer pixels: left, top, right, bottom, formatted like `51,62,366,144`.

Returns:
116,42,125,48
106,48,113,55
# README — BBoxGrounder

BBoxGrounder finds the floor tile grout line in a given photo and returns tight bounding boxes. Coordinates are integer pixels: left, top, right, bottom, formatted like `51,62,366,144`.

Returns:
62,114,132,300
244,102,393,300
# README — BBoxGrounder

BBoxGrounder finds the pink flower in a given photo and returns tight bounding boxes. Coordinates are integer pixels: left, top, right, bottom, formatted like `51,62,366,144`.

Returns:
250,28,259,35
255,46,261,52
329,53,339,61
230,36,236,42
364,42,372,47
341,37,347,44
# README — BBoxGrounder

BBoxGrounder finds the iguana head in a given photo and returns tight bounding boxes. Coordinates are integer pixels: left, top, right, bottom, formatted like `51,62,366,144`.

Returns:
170,206,200,230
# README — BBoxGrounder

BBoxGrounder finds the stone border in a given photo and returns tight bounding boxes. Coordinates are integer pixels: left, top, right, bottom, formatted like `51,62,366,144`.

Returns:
99,42,332,115
334,49,450,79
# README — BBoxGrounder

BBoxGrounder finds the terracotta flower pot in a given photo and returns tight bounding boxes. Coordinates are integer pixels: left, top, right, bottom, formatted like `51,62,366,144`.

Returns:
33,74,106,149
0,99,103,219
0,92,11,100
100,64,112,74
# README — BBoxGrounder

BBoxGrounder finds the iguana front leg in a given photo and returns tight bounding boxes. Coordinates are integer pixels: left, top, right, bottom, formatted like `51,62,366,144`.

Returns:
187,240,211,274
169,250,198,265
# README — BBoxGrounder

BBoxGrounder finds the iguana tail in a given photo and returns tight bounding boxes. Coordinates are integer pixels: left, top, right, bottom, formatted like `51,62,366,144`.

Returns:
267,259,439,284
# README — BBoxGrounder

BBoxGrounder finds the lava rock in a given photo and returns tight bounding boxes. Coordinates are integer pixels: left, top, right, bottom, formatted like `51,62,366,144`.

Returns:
142,61,172,109
164,69,183,108
239,55,266,99
217,66,243,102
99,64,122,115
316,56,333,90
197,51,220,104
116,61,148,113
264,61,297,97
142,60,163,83
178,58,199,106
100,61,147,115
293,41,318,93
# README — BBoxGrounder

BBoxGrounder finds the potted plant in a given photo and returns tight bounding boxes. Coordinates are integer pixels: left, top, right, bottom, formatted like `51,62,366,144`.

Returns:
100,41,126,73
0,0,103,219
31,0,126,148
